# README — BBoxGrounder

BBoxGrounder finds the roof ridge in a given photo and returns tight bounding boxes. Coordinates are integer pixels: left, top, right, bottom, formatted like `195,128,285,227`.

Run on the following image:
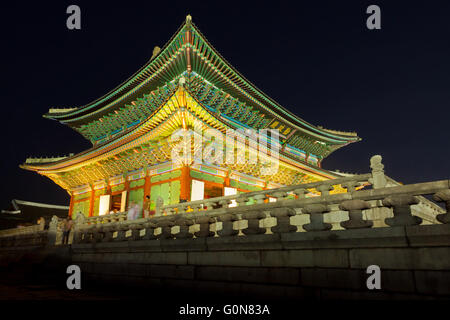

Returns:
13,199,70,210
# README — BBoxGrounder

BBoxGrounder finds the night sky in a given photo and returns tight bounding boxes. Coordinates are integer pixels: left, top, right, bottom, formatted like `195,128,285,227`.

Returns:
2,1,450,209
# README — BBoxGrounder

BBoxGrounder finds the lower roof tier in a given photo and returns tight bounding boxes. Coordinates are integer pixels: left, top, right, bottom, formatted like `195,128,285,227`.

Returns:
22,85,344,192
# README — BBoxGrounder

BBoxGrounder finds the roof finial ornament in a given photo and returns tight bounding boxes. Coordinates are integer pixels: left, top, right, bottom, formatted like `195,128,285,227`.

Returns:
186,14,192,26
150,46,161,60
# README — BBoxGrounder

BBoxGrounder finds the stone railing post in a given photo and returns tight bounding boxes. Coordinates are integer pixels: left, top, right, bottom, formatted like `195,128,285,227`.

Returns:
293,188,307,199
156,217,175,239
341,181,359,193
73,213,86,244
339,199,373,229
142,221,157,240
129,221,145,241
114,222,130,241
271,191,288,201
194,216,215,238
252,193,267,204
242,211,266,235
369,155,387,189
432,189,450,224
190,203,203,212
93,224,105,243
176,204,187,214
235,196,248,207
101,223,115,242
270,207,296,234
382,195,422,226
302,204,332,231
217,213,239,237
84,225,97,243
219,198,232,208
173,216,194,239
316,184,334,196
47,215,59,246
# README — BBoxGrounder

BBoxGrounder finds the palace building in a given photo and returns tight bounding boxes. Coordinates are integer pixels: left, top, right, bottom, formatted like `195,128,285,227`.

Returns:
21,16,360,218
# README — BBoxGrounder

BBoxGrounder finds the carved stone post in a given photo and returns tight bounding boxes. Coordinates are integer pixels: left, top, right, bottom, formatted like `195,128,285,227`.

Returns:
339,199,373,229
194,216,215,237
316,184,334,196
142,221,157,240
217,213,238,237
370,155,387,189
77,227,87,243
129,222,145,241
341,181,359,193
93,224,105,243
219,199,232,208
73,213,86,244
190,203,203,212
173,216,194,239
85,225,97,243
156,217,175,239
47,215,59,246
114,222,130,241
271,191,287,201
102,223,115,242
235,196,248,207
293,188,307,199
382,195,422,226
302,204,332,231
252,193,267,204
432,189,450,224
242,211,266,235
270,207,296,234
176,204,187,214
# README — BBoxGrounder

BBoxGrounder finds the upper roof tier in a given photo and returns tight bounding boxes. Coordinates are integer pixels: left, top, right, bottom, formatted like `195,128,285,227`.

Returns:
44,15,360,160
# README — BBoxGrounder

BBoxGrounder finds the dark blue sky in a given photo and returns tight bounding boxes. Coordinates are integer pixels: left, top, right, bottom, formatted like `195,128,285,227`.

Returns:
2,0,450,208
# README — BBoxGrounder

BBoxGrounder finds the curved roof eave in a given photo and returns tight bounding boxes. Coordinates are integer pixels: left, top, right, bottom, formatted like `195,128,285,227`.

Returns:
23,86,342,177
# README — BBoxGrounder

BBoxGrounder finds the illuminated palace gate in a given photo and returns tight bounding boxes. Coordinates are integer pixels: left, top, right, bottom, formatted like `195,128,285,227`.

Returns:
21,16,359,218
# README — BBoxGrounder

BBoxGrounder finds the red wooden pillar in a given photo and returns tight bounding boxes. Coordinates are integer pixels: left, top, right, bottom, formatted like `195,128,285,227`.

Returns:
180,165,191,201
224,170,230,188
88,186,95,217
68,192,74,218
124,178,130,209
144,174,151,198
105,180,112,212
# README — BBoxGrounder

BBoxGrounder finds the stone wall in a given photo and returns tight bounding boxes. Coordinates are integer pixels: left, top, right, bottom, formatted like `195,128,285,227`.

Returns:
67,224,450,300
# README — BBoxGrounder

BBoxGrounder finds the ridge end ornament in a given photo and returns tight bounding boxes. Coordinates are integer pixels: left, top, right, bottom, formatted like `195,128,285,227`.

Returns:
151,46,161,60
186,14,192,26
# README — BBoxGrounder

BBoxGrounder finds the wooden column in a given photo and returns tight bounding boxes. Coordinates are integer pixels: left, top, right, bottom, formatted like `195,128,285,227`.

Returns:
124,177,130,209
144,174,151,198
180,165,191,201
68,192,74,218
224,170,230,188
106,180,112,195
88,186,95,217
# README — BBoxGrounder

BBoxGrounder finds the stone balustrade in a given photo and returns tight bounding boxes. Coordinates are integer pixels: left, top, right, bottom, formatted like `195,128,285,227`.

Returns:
66,172,449,246
0,220,47,247
1,155,448,248
0,221,45,238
